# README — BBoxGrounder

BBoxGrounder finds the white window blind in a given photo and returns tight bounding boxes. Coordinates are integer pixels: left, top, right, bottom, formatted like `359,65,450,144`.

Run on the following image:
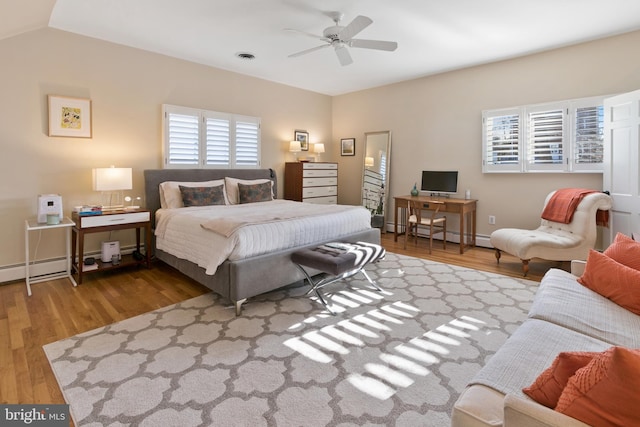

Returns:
205,116,230,166
574,106,603,163
571,98,604,172
235,118,260,166
163,105,260,169
482,95,605,173
526,105,565,171
482,108,521,172
166,110,200,165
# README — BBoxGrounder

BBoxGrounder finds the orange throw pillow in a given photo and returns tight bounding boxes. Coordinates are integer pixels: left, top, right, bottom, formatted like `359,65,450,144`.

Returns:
577,250,640,316
556,346,640,426
523,351,598,408
604,232,640,271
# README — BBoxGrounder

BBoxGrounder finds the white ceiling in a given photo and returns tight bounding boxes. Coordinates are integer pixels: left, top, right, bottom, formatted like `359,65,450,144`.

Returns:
4,0,640,96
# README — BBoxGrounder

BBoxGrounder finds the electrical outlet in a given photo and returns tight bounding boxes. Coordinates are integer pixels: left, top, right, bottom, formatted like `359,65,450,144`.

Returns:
489,215,496,225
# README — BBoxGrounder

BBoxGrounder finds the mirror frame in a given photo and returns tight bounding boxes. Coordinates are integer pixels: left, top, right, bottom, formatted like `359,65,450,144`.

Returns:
362,131,392,230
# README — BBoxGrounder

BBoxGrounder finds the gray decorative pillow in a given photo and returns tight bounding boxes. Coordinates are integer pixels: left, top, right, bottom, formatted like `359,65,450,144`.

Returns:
179,185,226,207
238,182,273,204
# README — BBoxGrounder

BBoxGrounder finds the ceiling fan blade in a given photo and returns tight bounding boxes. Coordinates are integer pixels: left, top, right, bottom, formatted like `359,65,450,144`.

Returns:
334,45,353,66
283,28,328,42
350,39,398,51
288,44,330,58
338,15,372,41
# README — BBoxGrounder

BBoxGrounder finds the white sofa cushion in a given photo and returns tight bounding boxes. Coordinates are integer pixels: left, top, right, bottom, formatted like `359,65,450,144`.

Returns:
469,319,610,398
529,268,640,348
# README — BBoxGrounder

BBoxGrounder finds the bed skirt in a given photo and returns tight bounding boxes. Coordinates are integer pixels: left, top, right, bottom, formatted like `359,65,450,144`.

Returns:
156,227,381,311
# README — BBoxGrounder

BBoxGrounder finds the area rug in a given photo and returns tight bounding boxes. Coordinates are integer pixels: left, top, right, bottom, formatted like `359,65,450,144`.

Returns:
44,253,538,426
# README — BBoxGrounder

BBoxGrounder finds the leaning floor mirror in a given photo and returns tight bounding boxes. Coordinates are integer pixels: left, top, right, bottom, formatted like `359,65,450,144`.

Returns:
362,131,391,230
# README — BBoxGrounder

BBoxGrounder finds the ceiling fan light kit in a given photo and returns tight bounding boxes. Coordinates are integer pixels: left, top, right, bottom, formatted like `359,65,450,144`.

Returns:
287,12,398,66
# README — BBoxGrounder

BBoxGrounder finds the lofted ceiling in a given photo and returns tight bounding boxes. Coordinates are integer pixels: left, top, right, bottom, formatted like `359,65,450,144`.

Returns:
3,0,640,95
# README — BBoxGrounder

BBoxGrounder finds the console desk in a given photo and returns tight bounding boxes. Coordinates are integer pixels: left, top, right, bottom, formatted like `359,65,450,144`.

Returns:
393,195,477,254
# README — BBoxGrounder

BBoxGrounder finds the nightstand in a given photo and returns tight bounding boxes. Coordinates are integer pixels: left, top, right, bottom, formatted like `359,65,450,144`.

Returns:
71,210,151,284
24,217,77,296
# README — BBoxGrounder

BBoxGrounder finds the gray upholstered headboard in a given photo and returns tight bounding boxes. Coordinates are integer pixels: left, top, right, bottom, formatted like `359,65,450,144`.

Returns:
143,168,277,228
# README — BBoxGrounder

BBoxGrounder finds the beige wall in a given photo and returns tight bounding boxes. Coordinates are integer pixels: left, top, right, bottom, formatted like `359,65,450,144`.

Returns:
2,27,640,278
0,28,331,270
332,30,640,242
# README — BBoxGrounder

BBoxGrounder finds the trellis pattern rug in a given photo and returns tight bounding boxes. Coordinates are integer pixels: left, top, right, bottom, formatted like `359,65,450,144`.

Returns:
44,253,538,426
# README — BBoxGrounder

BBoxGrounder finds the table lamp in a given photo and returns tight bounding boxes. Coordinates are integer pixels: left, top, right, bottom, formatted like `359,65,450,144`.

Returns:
365,157,375,168
289,140,302,161
313,143,325,161
93,166,132,211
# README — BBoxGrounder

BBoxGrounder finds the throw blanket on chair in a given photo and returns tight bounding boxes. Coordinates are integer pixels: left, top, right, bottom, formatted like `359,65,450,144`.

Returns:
541,188,609,226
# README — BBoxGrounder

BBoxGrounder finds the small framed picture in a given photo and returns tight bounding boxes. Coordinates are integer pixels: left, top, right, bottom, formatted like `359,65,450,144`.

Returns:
294,130,309,151
48,95,92,138
341,138,355,156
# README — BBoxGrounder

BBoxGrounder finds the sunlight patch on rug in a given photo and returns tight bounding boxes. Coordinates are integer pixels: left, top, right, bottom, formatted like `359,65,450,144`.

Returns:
44,253,538,426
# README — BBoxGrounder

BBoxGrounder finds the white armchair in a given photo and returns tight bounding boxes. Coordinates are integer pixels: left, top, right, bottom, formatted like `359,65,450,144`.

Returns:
490,191,612,275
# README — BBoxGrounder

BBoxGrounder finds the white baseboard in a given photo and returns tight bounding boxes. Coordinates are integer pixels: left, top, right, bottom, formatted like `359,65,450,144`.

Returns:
0,245,141,285
383,222,493,248
2,228,493,285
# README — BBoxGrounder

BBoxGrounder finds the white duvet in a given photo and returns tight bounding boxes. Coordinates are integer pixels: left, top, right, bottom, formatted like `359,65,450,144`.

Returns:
155,200,372,275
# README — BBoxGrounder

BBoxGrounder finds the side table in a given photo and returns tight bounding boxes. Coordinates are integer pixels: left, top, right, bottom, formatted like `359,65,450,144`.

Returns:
24,217,78,296
71,210,151,284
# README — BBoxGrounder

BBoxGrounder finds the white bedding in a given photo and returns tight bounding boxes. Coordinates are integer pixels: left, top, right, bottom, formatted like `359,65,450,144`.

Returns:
155,200,372,275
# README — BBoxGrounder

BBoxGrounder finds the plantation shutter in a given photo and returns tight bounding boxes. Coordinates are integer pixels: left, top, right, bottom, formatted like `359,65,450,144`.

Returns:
483,96,605,173
482,109,521,172
526,104,565,171
235,117,260,166
165,109,200,166
205,116,231,166
571,98,604,172
163,104,260,169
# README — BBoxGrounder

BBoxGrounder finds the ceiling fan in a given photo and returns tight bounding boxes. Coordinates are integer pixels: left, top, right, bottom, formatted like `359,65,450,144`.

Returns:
286,12,398,66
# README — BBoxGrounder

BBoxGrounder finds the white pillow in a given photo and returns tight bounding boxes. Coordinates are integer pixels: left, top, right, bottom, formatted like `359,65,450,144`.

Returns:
159,179,227,209
224,177,273,205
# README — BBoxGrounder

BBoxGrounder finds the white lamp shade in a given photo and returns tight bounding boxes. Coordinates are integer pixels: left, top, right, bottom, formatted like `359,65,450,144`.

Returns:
289,140,301,153
93,167,133,191
365,157,375,167
313,143,325,154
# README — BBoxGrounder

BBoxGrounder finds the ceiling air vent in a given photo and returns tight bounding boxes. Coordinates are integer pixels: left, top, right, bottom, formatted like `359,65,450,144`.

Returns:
236,52,255,60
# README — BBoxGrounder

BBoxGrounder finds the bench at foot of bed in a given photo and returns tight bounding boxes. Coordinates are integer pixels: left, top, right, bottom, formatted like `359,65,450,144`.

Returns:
291,241,386,315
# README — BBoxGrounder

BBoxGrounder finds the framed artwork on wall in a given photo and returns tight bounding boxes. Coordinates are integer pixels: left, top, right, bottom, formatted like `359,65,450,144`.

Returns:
341,138,355,156
48,95,92,138
294,130,309,151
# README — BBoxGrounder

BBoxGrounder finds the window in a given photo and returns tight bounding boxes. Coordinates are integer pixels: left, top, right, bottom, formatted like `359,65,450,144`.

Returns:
163,104,261,169
482,96,604,173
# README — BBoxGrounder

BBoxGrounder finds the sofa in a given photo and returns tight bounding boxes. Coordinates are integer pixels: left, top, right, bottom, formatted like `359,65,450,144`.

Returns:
451,256,640,427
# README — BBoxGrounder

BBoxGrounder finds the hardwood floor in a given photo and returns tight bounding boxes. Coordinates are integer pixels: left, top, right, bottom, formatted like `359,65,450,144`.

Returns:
0,234,567,411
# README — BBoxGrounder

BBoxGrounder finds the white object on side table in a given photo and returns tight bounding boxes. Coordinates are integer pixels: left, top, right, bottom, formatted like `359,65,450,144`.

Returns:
24,217,77,296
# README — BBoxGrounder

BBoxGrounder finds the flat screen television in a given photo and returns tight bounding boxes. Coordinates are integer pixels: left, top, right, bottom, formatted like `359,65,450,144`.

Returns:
421,171,458,195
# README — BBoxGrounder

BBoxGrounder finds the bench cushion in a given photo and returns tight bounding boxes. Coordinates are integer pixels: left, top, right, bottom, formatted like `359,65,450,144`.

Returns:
291,241,385,276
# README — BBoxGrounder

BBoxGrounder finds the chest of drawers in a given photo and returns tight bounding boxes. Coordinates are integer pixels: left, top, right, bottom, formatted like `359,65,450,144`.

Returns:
284,162,338,204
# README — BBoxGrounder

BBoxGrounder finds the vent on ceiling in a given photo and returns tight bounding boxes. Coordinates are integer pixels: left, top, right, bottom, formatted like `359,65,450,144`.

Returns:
236,52,256,60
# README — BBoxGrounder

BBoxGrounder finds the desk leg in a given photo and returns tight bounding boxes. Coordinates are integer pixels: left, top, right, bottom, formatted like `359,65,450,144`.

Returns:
394,202,399,242
471,209,477,247
459,210,465,254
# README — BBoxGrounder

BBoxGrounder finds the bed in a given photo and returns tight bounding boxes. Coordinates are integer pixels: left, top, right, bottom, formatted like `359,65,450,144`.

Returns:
144,168,380,314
